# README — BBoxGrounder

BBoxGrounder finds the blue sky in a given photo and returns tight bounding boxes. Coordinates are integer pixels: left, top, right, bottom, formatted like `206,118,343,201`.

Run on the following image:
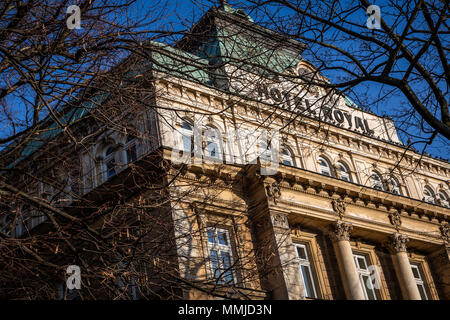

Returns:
2,0,448,161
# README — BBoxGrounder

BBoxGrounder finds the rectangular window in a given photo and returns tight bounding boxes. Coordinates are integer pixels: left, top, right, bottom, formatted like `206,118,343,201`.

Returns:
294,243,319,298
206,227,235,284
353,253,377,300
411,264,428,300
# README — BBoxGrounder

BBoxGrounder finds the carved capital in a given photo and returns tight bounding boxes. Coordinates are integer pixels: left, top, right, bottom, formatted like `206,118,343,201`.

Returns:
270,212,289,229
331,199,346,219
265,181,282,204
391,232,409,253
332,221,353,241
388,210,402,230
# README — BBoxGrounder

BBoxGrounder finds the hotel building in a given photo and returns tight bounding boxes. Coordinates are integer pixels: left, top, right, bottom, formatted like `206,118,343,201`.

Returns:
1,4,449,300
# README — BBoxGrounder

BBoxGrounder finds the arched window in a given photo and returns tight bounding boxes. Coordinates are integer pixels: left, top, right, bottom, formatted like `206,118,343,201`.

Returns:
104,146,117,179
318,156,332,177
204,126,222,160
336,162,351,182
438,190,450,208
423,186,435,204
388,176,402,195
281,146,294,166
125,135,137,164
371,171,384,191
180,120,193,152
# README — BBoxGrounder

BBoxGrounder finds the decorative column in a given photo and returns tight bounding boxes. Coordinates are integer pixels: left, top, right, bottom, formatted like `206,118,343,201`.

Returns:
389,233,421,300
331,221,366,300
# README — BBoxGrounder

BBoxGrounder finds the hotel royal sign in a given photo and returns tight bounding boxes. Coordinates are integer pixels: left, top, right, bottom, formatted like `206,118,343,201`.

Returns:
254,82,396,140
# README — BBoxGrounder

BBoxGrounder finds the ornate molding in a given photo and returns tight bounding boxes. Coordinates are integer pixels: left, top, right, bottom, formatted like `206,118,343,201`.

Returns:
440,222,450,244
270,212,289,229
388,210,402,230
265,181,282,204
333,221,353,241
331,199,346,219
391,232,409,253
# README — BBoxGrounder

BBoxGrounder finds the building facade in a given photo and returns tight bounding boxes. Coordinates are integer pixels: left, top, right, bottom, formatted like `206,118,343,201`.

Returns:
1,4,449,300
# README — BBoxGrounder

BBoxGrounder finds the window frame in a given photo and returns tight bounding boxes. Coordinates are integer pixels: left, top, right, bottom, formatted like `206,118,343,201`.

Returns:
318,156,333,177
370,171,384,191
353,253,378,300
423,186,435,204
281,146,294,166
290,229,331,299
204,125,223,161
206,226,236,285
180,120,194,153
438,190,450,208
388,176,402,195
103,145,118,180
410,263,429,300
336,161,351,182
294,242,319,299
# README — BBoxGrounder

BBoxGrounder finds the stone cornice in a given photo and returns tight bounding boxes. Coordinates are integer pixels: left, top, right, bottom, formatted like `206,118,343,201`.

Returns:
275,197,442,245
272,165,450,222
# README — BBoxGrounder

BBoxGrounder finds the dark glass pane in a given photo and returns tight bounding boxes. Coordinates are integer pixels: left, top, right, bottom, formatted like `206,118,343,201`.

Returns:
106,147,114,156
210,249,220,279
411,266,420,279
362,275,376,300
301,265,316,298
357,257,367,270
220,251,233,283
207,229,216,244
107,161,116,178
207,142,217,157
282,159,292,166
417,284,428,300
296,246,307,260
217,231,228,245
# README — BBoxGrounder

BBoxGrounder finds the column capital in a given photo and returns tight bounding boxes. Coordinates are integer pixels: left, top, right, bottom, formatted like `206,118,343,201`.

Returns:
390,232,409,253
332,221,353,241
269,211,290,230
